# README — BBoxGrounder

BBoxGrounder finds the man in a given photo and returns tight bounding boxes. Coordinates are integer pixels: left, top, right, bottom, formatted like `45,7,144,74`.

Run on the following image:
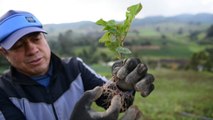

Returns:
0,10,154,120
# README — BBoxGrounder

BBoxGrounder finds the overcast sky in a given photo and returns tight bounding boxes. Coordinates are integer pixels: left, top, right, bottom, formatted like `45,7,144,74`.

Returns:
1,0,213,24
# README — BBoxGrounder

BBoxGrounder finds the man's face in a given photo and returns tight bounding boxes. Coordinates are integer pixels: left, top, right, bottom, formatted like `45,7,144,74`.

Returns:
2,32,51,76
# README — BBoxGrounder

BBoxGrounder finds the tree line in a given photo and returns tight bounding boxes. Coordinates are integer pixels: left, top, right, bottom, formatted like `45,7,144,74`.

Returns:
1,25,213,72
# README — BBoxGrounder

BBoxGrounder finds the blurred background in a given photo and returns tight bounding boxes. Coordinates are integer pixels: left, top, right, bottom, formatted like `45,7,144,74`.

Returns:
0,0,213,119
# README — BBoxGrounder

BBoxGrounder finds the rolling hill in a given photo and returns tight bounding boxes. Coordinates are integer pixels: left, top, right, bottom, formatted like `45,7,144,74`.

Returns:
43,13,213,36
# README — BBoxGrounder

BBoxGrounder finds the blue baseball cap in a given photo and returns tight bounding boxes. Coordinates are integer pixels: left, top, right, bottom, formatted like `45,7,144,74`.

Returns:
0,10,47,50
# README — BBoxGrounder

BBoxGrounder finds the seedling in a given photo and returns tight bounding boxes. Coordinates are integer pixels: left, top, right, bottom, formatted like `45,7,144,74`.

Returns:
96,3,142,59
95,3,143,112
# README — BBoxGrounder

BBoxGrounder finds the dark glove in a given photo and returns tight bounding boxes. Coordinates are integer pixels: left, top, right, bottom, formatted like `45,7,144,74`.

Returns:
112,58,155,97
120,105,142,120
70,86,122,120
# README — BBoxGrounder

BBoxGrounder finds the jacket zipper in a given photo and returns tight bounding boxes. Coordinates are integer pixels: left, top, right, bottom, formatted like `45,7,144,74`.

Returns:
51,104,59,120
46,88,59,120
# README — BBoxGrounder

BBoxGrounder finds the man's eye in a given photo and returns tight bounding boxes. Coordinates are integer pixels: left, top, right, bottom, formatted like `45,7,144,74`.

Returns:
32,35,42,42
11,41,24,49
33,38,39,41
32,37,40,42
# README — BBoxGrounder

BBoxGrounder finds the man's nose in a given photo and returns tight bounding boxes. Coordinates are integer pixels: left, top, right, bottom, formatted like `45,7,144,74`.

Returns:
25,40,38,55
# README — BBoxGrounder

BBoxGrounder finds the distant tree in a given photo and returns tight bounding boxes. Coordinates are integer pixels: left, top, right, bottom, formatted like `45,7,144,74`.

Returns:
189,48,213,72
155,27,160,32
99,52,111,62
132,29,139,35
77,45,99,64
58,30,74,56
79,49,90,62
206,25,213,38
205,48,213,71
161,34,168,46
140,41,151,46
177,28,183,35
48,40,61,55
199,25,213,44
189,31,200,41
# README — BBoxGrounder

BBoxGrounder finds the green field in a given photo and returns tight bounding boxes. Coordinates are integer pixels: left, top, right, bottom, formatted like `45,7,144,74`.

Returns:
91,65,213,120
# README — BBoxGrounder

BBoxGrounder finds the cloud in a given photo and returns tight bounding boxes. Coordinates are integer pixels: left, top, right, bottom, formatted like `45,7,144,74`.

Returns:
0,0,213,24
141,0,213,17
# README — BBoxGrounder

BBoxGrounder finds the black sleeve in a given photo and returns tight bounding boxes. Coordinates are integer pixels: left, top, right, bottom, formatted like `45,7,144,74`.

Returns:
69,57,106,91
0,88,26,120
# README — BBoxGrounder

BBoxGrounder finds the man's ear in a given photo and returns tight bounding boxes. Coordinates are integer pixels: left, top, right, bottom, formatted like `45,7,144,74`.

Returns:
0,47,7,56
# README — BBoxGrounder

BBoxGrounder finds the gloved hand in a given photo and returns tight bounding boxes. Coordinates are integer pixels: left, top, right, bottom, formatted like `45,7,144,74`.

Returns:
112,58,155,97
120,105,142,120
96,58,154,112
70,86,122,120
70,86,143,120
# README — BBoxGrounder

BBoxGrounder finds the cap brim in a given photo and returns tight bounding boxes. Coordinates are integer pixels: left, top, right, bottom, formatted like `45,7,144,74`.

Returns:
0,27,47,50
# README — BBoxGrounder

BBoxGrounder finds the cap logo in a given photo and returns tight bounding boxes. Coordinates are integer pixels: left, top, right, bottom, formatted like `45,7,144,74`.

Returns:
25,16,36,23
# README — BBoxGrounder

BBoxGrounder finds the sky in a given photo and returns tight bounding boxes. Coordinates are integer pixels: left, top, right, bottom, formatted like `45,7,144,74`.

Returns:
1,0,213,24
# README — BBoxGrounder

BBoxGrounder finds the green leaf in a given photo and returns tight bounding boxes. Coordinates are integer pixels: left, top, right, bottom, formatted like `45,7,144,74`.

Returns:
96,3,142,59
116,47,132,54
99,32,111,43
105,41,120,52
104,20,117,33
124,3,142,31
127,3,142,17
96,19,107,26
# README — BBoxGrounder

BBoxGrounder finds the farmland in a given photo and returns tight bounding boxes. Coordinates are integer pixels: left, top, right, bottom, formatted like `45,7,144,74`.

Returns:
91,65,213,120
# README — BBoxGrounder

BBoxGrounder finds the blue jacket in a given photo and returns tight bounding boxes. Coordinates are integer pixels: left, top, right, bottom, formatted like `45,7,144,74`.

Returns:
0,53,107,120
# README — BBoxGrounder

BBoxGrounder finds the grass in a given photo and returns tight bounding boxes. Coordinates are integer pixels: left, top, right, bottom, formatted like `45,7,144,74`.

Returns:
136,70,213,119
91,65,213,120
